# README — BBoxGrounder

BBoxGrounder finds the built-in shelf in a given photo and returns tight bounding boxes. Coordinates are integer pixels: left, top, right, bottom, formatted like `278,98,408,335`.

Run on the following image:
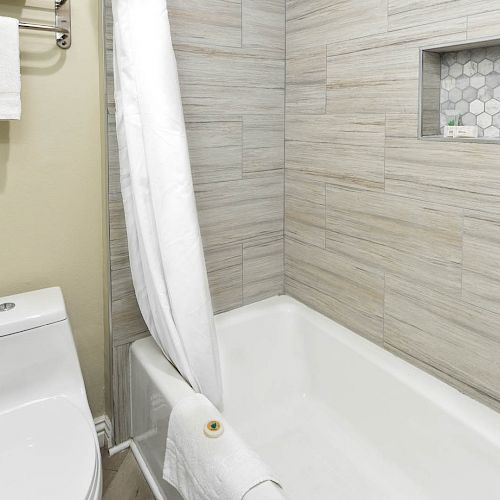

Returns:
420,135,500,145
419,36,500,143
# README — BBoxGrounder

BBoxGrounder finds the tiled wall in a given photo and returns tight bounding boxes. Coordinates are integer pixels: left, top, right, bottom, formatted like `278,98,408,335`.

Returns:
106,0,500,443
105,0,285,443
285,1,500,413
441,45,500,137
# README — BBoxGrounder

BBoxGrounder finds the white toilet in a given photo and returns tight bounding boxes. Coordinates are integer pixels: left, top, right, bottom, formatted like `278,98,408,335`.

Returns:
0,287,102,499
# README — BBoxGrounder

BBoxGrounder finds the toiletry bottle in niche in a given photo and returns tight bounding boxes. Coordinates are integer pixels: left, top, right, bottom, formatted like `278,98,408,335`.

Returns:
444,110,459,138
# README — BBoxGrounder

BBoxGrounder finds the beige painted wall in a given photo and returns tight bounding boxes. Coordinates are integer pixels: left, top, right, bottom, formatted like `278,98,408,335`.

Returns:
0,0,106,416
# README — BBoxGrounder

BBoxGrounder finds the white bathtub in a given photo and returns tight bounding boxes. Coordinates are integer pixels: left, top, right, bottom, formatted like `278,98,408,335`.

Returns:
130,296,500,500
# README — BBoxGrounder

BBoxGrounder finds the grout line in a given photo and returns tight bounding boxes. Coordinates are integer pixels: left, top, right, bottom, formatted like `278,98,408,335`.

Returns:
384,112,387,192
460,208,465,298
283,0,287,293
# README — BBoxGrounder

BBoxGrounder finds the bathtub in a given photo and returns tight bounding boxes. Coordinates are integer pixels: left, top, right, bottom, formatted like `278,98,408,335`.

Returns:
130,295,500,500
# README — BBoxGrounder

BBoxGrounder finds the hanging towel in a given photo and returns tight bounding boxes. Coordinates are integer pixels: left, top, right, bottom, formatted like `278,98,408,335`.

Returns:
0,17,21,120
164,394,282,500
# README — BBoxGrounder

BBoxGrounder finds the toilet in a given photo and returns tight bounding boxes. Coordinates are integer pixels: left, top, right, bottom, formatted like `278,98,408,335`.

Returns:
0,287,102,500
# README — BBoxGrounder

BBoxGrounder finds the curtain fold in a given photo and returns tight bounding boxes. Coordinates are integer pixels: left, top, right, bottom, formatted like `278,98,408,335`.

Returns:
112,0,223,408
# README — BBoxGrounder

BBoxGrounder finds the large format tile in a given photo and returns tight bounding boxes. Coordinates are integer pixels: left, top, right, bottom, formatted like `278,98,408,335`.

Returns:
111,292,148,346
385,344,500,414
388,0,498,31
326,187,463,296
195,171,284,248
186,117,243,184
243,115,284,174
385,136,500,211
286,46,326,114
176,45,284,89
242,0,285,52
462,210,500,315
169,0,241,48
285,171,325,248
243,237,284,304
286,114,385,190
467,10,500,40
287,0,387,52
385,276,500,402
327,43,419,114
329,18,466,57
176,45,284,115
285,239,384,343
205,243,243,313
112,344,132,445
180,85,284,115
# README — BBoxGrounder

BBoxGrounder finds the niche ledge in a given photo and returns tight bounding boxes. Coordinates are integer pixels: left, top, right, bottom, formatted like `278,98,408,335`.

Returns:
419,36,500,144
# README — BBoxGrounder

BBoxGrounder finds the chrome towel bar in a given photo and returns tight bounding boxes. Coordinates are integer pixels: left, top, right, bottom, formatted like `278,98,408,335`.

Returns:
18,0,71,49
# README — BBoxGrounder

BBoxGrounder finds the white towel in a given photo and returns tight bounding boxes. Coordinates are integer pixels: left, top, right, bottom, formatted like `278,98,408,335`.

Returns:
0,17,21,120
163,394,282,500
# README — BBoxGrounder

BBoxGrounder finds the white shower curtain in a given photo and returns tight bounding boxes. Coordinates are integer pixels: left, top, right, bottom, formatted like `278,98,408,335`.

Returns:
112,0,223,408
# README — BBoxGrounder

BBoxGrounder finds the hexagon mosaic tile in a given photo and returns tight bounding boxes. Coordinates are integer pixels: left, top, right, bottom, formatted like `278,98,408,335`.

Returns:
440,45,500,138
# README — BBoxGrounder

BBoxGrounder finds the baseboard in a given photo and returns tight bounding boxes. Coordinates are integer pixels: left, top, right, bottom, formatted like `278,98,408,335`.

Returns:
94,414,113,449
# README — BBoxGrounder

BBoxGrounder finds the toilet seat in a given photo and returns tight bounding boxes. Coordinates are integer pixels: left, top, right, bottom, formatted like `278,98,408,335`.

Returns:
0,397,100,500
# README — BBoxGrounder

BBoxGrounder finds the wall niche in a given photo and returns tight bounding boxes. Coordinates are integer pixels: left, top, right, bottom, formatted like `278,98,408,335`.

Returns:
420,38,500,143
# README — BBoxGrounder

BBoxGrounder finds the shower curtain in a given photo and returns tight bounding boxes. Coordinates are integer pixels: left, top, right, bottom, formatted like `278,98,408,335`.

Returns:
111,0,223,408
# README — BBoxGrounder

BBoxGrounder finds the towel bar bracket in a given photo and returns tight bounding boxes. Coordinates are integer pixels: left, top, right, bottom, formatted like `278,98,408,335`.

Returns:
55,0,70,49
18,0,71,49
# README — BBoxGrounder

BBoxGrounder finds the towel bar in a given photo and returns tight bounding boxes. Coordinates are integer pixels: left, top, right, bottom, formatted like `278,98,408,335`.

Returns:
18,0,71,49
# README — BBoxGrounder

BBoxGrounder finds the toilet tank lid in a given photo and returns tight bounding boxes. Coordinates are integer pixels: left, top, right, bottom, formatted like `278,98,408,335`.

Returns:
0,287,67,337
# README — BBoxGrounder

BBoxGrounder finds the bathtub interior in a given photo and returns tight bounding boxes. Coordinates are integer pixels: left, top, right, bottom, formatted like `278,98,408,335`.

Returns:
132,296,500,500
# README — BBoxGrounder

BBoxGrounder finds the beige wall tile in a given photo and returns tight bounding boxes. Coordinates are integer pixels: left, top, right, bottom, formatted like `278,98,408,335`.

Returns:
286,46,326,114
243,115,284,174
112,345,132,445
186,117,243,184
326,187,463,295
205,244,243,313
385,344,500,414
286,114,385,190
285,171,326,248
111,292,148,345
462,210,500,315
285,238,384,343
385,113,419,138
169,0,241,48
285,0,500,415
385,137,500,211
195,171,284,247
176,45,284,115
388,0,497,31
287,0,387,52
327,43,419,114
467,10,500,40
243,0,285,52
329,18,466,56
243,237,284,304
385,276,500,402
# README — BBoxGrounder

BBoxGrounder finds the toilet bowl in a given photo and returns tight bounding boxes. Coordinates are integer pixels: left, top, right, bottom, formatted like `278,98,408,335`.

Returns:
0,287,102,500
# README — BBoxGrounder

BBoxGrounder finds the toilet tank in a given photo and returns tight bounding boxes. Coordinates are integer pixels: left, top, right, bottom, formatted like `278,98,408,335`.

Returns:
0,288,90,417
